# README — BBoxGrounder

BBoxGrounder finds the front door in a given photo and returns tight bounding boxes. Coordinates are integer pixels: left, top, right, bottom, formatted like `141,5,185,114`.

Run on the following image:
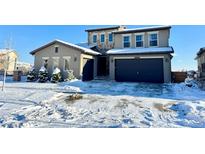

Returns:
97,57,108,76
82,58,94,81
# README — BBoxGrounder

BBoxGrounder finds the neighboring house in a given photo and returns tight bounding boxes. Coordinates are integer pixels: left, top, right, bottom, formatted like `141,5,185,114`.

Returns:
16,62,32,75
196,47,205,78
30,40,100,81
31,25,174,83
0,49,18,75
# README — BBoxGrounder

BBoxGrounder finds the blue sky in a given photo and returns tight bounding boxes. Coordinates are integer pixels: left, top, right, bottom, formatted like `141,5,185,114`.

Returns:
0,25,204,71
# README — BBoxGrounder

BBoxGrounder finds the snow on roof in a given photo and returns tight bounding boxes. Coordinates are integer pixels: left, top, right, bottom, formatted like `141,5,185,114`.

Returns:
16,61,32,66
75,42,96,49
30,39,101,56
53,39,101,55
106,47,174,55
197,47,205,56
0,49,16,54
114,25,171,34
124,25,171,31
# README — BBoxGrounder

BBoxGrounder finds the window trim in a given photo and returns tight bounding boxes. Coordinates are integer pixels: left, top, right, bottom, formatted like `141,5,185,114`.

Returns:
122,34,131,48
100,33,105,43
135,33,145,48
92,33,97,44
148,31,159,47
63,56,71,71
42,57,49,60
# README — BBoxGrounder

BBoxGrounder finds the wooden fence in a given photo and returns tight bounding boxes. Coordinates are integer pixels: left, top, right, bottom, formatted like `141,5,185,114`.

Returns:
171,71,187,83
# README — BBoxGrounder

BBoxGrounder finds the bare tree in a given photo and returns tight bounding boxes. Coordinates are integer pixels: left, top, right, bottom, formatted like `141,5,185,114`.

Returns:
0,51,14,91
0,37,16,91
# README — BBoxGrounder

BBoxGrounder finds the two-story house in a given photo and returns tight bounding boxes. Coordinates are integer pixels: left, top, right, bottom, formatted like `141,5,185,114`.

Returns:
0,49,18,75
84,25,174,83
30,25,174,83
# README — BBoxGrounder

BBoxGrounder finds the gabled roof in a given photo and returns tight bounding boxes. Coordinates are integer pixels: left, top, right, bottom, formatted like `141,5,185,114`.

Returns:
0,49,16,54
85,26,125,32
106,47,174,55
113,25,171,34
30,39,101,55
0,49,18,58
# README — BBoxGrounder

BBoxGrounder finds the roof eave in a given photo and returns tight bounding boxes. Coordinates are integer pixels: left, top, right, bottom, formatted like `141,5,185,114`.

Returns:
85,26,121,32
30,40,100,56
107,51,174,55
113,26,171,34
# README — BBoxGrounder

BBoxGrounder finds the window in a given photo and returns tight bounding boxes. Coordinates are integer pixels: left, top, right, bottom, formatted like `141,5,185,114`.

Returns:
93,34,97,43
135,34,143,47
100,34,105,43
149,33,158,46
42,57,49,69
202,63,205,72
44,59,48,69
55,47,58,53
63,57,71,71
123,36,130,48
52,57,59,70
109,33,113,42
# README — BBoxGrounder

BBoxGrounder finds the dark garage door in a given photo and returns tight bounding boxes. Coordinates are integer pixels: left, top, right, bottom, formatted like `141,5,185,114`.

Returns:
115,58,164,83
82,58,94,81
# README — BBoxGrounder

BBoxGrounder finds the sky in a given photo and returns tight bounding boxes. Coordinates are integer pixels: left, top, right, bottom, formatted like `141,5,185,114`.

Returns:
0,25,205,71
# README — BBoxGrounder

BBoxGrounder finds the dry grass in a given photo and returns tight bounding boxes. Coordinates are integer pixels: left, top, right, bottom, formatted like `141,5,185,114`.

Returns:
153,103,171,112
65,93,83,102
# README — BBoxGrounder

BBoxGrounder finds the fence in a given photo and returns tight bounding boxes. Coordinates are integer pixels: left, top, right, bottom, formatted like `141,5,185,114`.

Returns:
171,71,187,83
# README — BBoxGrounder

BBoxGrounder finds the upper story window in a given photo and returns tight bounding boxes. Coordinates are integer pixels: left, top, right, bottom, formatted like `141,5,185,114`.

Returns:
123,35,131,48
93,34,97,43
100,34,105,43
135,34,144,47
109,33,113,42
149,33,158,47
55,46,58,53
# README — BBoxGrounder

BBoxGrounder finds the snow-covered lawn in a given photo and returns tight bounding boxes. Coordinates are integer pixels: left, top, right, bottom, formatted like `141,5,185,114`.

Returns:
0,76,205,128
